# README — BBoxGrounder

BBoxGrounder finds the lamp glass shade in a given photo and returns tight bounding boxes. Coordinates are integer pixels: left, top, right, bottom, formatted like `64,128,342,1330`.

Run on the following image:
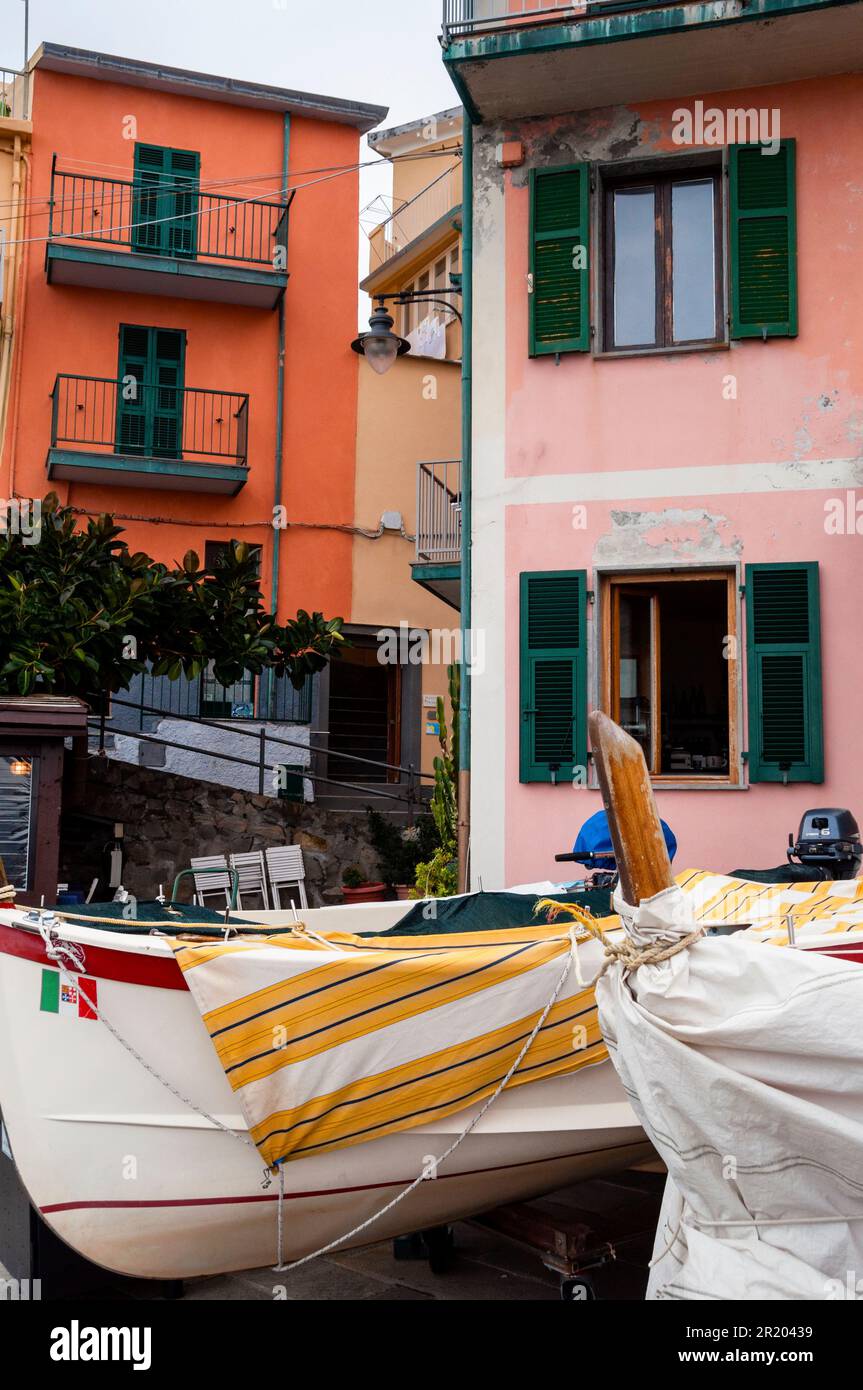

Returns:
363,335,399,376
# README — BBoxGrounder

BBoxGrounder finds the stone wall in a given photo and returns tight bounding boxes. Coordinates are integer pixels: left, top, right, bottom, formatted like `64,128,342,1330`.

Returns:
61,755,387,906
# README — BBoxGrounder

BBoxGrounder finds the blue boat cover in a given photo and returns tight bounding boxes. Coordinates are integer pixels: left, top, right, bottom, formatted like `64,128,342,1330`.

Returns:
575,809,677,870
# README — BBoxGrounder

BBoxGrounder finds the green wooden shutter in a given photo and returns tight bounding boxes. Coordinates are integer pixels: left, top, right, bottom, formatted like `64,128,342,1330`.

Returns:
133,145,200,258
519,571,587,784
529,164,590,356
165,148,200,259
132,144,167,254
746,562,822,783
116,326,185,459
151,328,185,458
115,325,150,455
729,140,797,338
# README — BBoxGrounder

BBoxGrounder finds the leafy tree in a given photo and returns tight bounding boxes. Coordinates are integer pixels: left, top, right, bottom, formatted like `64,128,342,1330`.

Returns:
0,494,343,698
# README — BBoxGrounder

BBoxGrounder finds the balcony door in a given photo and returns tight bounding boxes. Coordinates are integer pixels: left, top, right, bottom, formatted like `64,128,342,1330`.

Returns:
132,143,200,259
115,325,185,460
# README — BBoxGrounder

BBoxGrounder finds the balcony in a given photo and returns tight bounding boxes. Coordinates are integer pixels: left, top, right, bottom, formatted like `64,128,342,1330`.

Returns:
46,167,290,308
441,0,863,122
47,376,249,494
0,66,31,122
412,459,461,609
367,164,462,280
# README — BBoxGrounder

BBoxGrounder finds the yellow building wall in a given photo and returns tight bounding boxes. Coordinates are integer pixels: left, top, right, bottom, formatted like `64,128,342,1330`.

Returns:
353,355,461,774
391,139,461,208
0,116,31,458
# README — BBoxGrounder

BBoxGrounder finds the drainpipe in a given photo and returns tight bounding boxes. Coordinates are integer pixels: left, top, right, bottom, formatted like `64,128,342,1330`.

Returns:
264,111,291,721
456,116,472,892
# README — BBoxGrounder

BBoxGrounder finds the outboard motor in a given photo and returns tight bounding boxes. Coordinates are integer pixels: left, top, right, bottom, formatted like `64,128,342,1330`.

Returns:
788,808,862,880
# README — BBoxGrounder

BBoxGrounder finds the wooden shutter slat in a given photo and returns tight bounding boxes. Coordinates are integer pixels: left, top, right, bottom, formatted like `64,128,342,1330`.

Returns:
520,571,587,784
116,326,185,461
746,562,822,783
730,140,797,338
133,144,200,260
529,164,590,356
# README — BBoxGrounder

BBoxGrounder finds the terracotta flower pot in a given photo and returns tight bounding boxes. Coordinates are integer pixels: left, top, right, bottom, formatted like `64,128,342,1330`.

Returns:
341,882,388,904
394,885,414,901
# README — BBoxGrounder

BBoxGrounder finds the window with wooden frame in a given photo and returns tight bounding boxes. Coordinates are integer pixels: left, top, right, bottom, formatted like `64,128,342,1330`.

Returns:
600,571,739,783
602,166,724,351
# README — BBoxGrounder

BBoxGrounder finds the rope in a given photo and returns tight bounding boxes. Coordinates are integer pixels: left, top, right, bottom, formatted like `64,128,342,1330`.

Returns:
33,917,270,1180
273,925,583,1272
536,898,704,980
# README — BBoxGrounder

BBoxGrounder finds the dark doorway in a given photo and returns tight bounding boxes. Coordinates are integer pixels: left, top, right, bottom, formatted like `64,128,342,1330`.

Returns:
326,647,401,784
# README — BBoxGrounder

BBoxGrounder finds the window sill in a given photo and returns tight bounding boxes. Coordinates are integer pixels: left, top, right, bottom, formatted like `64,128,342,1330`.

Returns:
593,341,729,361
588,776,746,791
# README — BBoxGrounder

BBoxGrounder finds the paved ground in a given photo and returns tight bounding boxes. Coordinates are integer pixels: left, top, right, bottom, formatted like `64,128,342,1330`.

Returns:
1,1172,663,1302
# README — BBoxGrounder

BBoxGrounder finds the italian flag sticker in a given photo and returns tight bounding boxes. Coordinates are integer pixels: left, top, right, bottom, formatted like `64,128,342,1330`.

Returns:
40,969,98,1020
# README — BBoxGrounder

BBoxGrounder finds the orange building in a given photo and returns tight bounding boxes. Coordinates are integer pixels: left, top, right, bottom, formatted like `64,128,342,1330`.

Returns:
2,42,386,641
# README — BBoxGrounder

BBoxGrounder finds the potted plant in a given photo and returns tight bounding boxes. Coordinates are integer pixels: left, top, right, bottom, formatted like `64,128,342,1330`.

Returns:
341,866,388,904
366,809,436,899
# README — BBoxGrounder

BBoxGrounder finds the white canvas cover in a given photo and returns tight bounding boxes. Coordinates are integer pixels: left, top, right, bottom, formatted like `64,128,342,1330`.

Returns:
595,884,863,1300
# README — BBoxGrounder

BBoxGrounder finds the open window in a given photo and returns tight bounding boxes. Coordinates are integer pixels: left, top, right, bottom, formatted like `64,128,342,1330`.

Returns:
601,570,739,783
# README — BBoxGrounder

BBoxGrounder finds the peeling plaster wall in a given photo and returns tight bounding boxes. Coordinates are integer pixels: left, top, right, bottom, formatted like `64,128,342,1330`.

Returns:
466,74,863,887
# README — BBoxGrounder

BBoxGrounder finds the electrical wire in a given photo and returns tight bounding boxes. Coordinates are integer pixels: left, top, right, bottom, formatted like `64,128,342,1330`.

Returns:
65,505,410,541
0,146,463,219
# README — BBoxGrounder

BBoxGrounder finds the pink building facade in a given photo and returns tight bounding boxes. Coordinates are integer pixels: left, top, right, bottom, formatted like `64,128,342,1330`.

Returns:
443,1,863,886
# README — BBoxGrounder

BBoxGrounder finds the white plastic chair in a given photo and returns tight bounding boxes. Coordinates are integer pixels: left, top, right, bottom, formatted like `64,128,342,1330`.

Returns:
265,845,308,910
190,854,232,908
229,851,271,910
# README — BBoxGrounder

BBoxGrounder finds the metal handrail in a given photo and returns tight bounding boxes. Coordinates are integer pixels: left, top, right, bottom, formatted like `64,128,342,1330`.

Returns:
90,719,429,810
48,164,289,267
416,459,462,564
104,693,435,781
373,163,462,266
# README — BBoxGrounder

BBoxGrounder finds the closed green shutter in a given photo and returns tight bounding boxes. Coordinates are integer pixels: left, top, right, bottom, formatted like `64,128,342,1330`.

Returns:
746,562,823,782
729,140,797,338
529,164,590,356
519,571,588,783
116,325,185,460
132,144,200,259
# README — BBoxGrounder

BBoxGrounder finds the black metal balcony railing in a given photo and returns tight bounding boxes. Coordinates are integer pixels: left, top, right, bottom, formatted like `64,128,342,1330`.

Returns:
50,376,249,468
48,166,289,267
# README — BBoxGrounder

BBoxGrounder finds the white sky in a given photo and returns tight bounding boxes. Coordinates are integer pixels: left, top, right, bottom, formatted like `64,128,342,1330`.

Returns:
1,0,460,321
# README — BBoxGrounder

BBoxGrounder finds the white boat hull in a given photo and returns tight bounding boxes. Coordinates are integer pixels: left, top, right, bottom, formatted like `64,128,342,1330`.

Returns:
0,908,650,1281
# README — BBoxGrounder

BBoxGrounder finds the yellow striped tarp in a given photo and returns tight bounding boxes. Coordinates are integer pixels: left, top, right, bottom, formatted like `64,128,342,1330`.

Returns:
169,873,863,1168
170,921,606,1168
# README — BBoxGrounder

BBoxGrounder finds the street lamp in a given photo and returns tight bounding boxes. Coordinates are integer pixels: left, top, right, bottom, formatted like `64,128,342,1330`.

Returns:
351,301,410,377
352,287,463,378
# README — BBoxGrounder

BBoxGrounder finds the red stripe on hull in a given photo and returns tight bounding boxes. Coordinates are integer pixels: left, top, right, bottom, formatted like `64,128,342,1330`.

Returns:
40,1140,644,1215
0,919,187,991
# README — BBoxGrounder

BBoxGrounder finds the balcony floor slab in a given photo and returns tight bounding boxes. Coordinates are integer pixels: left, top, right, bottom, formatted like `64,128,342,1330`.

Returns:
46,448,248,495
46,243,287,309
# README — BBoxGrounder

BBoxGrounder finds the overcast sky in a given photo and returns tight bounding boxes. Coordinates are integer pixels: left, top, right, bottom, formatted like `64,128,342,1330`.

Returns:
1,0,459,318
